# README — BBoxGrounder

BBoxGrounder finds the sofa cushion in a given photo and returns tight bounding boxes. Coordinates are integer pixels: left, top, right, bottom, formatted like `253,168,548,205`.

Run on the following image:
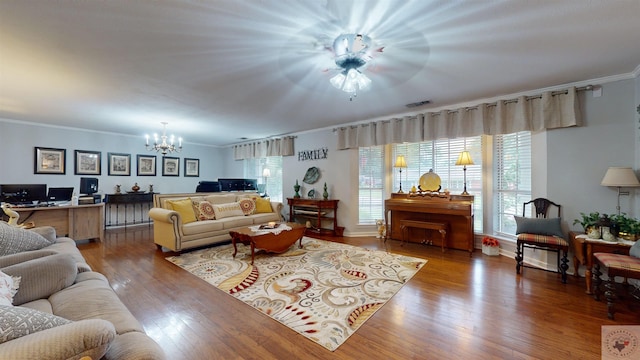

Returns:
219,216,254,229
253,197,273,213
0,222,55,256
167,199,197,224
192,200,216,221
0,305,71,343
212,202,245,219
239,198,256,215
0,270,20,306
2,253,77,306
29,226,57,243
182,220,224,236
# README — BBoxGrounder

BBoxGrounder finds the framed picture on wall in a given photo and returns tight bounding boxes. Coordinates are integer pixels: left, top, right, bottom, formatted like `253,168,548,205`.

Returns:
137,155,156,176
108,152,131,176
74,150,101,175
34,147,66,174
162,157,179,176
184,158,199,177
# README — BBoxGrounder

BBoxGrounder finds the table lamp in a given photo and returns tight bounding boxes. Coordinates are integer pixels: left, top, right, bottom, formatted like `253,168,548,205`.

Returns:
601,166,640,215
262,168,271,197
455,151,474,195
394,155,407,193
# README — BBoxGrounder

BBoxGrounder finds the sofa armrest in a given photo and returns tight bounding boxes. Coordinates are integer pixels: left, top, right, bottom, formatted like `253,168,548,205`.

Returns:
148,207,183,252
271,202,284,220
0,319,116,360
2,253,77,305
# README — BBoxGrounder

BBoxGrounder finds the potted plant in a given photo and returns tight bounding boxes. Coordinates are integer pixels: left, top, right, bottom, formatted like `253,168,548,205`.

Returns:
481,236,500,256
573,212,602,239
611,213,640,241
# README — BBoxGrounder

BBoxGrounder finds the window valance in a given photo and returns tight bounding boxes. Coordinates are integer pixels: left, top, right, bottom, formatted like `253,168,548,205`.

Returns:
232,136,295,160
336,87,582,149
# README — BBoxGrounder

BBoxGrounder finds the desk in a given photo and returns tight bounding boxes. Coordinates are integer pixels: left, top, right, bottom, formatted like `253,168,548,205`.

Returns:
9,204,104,242
570,231,632,294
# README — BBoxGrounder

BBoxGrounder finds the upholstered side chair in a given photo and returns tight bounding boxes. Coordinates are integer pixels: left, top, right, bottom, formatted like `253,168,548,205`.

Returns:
515,198,569,283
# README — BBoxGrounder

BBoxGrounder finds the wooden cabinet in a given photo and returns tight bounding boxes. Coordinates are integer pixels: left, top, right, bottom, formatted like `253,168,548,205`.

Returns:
10,204,104,242
287,198,339,236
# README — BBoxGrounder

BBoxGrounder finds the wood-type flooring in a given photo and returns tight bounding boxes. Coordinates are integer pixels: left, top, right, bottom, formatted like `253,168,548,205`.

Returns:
76,226,640,359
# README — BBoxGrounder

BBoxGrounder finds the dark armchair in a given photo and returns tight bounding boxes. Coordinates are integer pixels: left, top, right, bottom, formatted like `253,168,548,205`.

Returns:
515,198,569,283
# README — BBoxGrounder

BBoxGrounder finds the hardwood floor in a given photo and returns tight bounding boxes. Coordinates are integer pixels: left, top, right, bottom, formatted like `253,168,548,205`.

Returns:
77,226,639,359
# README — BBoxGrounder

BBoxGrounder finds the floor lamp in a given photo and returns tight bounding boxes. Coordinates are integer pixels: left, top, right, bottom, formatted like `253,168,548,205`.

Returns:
601,166,640,215
455,151,474,195
394,155,407,193
262,168,271,197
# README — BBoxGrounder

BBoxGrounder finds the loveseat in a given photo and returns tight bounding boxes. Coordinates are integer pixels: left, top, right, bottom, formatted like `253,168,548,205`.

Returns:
149,192,283,252
0,223,165,359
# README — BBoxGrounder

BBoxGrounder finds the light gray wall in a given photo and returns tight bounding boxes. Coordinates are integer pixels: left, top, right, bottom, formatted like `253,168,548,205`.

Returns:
0,120,223,196
1,77,638,237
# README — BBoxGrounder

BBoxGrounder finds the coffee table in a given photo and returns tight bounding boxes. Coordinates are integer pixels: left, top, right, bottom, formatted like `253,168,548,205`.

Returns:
230,222,306,264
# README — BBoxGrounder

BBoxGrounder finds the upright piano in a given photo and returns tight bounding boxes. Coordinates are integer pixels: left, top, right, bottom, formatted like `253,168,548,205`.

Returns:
384,193,474,255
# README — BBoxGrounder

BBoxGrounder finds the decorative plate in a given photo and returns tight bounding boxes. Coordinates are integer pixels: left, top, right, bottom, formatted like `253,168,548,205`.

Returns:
303,167,320,184
419,169,441,192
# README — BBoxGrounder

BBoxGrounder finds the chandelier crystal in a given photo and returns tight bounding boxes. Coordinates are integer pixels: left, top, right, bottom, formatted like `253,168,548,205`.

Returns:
330,33,374,101
145,122,182,155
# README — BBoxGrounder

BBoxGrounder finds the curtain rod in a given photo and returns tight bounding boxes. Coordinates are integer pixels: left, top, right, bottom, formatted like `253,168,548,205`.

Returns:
333,85,597,131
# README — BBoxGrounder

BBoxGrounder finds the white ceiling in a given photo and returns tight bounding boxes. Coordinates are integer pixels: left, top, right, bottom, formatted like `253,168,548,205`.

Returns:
1,0,639,147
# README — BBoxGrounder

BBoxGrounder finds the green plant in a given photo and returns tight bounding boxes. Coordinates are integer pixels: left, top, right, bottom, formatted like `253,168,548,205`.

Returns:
611,213,640,235
573,212,601,231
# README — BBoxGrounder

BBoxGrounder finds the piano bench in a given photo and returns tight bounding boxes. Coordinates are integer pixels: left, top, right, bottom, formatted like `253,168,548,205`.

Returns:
399,220,448,252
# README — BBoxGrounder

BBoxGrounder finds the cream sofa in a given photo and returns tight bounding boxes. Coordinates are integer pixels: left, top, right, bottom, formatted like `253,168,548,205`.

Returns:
0,226,165,359
149,192,283,252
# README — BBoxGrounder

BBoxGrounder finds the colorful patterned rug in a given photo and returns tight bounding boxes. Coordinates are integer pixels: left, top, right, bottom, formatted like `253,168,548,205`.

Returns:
165,237,426,351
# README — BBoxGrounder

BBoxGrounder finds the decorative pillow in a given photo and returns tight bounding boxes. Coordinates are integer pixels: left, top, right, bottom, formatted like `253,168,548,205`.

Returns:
253,197,273,213
630,239,640,258
0,222,52,256
514,216,564,237
212,202,244,219
0,271,20,306
167,198,197,224
192,200,216,221
0,305,72,343
238,198,256,215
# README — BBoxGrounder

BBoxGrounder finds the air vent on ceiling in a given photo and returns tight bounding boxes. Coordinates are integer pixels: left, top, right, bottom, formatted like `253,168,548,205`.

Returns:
405,99,431,108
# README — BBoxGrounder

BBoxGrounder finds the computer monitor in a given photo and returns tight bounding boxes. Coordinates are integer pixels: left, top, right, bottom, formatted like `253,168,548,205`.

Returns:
47,187,74,202
80,177,98,195
0,184,47,204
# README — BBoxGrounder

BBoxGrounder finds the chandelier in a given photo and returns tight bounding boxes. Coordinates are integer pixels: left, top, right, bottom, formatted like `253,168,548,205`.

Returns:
145,122,182,155
330,33,374,101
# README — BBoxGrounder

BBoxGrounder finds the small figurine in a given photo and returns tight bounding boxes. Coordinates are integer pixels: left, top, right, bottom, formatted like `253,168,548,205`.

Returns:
375,219,386,239
115,184,121,194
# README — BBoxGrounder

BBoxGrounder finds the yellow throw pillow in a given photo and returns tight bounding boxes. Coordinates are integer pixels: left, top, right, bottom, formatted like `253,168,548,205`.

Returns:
167,198,197,224
254,197,273,213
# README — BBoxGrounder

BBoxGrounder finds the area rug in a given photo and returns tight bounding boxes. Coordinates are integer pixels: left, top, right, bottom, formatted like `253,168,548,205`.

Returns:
165,237,426,351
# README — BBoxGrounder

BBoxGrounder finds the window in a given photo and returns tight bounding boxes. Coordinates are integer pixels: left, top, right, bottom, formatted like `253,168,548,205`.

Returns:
358,146,385,224
245,156,283,202
494,131,531,236
393,137,483,232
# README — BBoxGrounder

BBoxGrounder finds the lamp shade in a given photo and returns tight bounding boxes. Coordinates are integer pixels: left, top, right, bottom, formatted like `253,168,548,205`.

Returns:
601,167,640,187
262,168,271,178
394,155,407,168
455,151,474,166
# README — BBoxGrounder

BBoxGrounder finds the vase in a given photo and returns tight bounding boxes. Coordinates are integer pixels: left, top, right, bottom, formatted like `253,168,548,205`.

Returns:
323,182,328,200
132,183,140,192
602,227,617,242
293,180,301,198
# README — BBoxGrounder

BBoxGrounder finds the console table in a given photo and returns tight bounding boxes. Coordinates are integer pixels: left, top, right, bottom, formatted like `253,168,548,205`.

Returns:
104,192,155,228
569,231,633,294
287,198,339,235
8,204,104,242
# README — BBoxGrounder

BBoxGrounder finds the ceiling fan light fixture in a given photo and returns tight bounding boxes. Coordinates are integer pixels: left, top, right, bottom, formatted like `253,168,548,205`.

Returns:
330,33,375,100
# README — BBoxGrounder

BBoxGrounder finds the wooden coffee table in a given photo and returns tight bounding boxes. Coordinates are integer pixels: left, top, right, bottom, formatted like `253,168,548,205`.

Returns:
230,222,306,264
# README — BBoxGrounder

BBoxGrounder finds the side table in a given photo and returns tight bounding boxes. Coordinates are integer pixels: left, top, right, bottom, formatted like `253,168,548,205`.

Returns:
569,231,632,294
